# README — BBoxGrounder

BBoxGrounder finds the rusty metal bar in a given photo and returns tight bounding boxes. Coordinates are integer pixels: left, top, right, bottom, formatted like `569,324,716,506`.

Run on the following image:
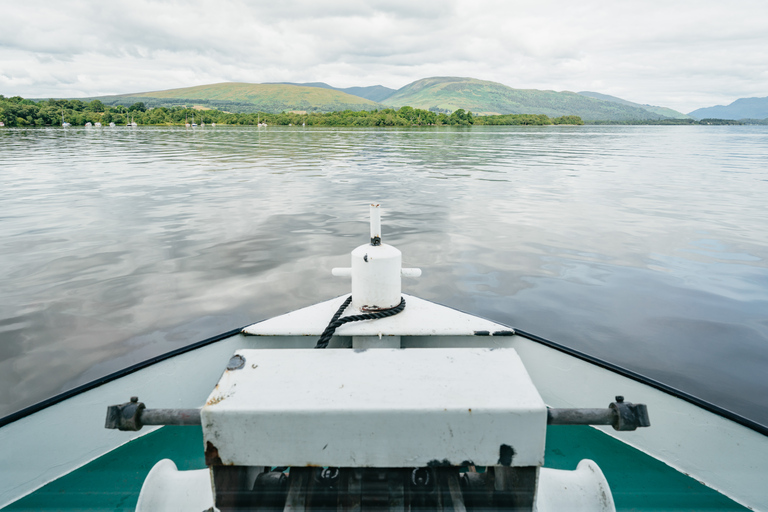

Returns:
105,397,201,431
547,408,614,426
547,397,651,431
141,408,201,426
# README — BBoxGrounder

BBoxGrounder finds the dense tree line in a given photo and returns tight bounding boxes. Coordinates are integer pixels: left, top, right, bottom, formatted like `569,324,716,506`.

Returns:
474,114,583,125
0,95,585,127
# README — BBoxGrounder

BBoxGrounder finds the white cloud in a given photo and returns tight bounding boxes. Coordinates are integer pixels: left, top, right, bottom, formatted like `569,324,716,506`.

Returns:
0,0,766,112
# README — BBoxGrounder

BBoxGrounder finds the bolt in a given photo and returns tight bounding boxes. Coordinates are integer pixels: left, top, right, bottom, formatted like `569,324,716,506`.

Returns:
130,396,138,403
318,467,340,486
227,354,246,370
411,468,431,487
615,396,624,403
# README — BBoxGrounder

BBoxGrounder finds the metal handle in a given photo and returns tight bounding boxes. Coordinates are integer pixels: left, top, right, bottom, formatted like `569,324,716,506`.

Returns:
105,397,201,431
547,397,650,431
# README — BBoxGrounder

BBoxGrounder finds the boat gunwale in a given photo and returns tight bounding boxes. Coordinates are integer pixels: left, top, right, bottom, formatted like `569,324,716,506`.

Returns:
513,328,768,437
0,327,246,429
2,321,766,438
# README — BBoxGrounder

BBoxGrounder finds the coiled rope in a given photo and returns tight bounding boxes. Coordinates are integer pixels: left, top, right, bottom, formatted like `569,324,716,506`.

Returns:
315,296,406,349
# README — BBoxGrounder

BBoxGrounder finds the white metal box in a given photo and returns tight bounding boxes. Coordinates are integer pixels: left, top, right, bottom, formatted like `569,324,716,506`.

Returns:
201,348,547,467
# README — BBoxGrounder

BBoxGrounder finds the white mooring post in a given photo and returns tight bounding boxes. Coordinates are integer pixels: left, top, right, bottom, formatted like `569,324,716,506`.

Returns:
370,203,381,244
332,204,421,348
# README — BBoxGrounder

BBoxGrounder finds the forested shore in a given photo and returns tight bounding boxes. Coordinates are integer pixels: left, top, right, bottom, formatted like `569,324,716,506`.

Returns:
3,95,764,127
0,95,583,127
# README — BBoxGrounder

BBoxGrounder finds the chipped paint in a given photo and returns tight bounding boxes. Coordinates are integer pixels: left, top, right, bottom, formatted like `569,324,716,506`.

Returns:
204,441,223,466
427,459,453,467
206,395,226,406
498,444,515,466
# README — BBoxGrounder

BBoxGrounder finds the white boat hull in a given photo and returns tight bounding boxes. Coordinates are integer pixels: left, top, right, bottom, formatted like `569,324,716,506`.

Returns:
1,297,767,510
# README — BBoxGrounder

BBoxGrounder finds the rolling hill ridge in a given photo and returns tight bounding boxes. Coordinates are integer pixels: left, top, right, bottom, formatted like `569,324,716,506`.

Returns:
688,96,768,120
95,82,380,114
266,82,396,103
82,77,698,122
577,91,690,119
384,77,681,121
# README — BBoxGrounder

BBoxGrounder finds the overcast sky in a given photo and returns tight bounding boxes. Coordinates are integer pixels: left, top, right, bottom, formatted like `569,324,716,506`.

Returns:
1,0,766,113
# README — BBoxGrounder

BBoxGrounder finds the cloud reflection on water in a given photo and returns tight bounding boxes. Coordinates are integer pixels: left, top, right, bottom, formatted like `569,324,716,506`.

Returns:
1,125,767,426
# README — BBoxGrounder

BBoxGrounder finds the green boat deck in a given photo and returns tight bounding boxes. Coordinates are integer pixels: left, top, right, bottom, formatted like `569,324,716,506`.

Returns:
5,425,748,511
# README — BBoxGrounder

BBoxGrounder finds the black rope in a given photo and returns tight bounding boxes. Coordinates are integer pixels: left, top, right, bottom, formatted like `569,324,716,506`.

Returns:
315,296,406,349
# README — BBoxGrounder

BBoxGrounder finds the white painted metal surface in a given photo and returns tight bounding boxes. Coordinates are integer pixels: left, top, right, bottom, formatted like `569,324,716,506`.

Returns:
201,348,548,468
136,459,213,512
352,334,401,349
535,459,615,512
243,293,512,337
369,203,381,240
349,242,403,310
329,203,420,311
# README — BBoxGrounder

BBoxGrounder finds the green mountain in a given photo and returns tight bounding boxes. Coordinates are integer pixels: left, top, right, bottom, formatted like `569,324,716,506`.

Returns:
78,77,692,122
268,82,396,102
384,77,674,121
578,91,690,119
688,96,768,120
92,82,381,114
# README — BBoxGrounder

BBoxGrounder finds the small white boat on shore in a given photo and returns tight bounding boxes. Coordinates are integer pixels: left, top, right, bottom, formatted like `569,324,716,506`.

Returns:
0,205,766,511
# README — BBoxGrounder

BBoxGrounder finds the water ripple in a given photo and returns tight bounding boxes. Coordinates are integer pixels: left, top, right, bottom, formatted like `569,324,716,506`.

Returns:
1,125,767,425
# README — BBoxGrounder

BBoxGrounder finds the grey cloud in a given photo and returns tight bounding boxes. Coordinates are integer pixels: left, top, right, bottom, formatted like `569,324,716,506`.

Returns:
1,0,767,112
245,0,455,21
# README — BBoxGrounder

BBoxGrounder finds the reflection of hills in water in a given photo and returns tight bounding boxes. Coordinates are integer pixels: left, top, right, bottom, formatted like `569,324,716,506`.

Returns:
1,125,767,428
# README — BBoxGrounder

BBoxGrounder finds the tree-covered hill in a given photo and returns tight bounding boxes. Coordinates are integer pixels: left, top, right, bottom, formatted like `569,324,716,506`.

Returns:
384,77,675,121
88,82,382,114
266,82,396,102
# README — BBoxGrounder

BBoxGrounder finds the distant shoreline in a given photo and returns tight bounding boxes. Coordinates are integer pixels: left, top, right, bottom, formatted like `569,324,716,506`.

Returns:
0,96,583,127
2,94,764,127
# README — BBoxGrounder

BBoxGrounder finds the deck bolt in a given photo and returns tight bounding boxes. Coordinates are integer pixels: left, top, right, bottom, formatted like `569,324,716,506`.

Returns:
227,354,246,370
411,468,431,487
317,467,340,486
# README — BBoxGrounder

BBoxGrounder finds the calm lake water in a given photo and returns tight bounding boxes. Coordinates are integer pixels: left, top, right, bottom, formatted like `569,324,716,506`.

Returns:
1,125,767,425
